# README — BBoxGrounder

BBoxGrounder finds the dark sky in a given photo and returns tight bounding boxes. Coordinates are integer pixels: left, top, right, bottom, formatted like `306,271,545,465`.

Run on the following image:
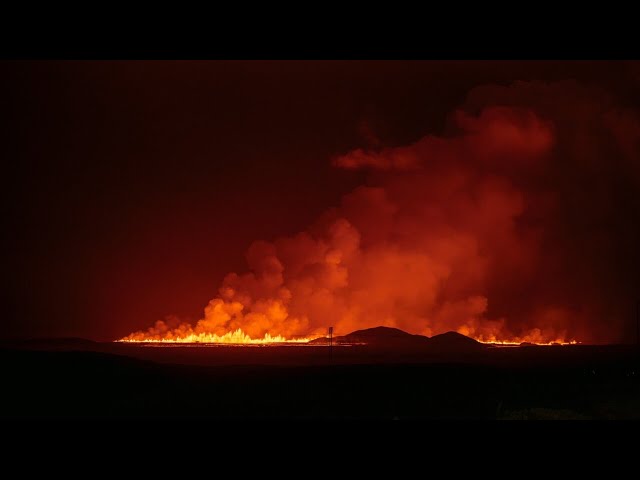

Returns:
2,61,639,341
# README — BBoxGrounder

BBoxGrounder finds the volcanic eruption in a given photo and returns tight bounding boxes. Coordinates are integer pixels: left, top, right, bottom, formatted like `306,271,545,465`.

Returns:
120,80,640,346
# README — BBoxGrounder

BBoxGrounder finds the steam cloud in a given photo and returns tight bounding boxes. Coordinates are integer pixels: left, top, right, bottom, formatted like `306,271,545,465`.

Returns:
124,81,640,343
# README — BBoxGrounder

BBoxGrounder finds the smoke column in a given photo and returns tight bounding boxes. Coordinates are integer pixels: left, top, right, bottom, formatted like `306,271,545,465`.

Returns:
123,81,640,344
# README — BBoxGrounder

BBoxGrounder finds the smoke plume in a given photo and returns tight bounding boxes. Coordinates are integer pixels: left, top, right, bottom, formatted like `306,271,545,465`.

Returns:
123,80,640,344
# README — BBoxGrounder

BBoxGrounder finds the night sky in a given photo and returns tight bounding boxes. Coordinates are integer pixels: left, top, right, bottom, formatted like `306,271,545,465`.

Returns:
2,61,640,342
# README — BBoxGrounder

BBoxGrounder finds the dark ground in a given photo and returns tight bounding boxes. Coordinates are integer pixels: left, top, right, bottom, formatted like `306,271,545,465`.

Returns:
1,341,639,419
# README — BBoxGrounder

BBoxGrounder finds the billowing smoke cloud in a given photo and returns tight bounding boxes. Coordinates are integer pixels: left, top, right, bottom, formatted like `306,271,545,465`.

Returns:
124,80,640,344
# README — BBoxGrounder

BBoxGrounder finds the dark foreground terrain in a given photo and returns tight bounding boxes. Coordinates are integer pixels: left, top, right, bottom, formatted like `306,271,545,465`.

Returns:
1,337,639,419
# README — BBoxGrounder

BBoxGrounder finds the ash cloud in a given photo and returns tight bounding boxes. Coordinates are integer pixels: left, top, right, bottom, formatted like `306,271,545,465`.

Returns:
127,80,640,344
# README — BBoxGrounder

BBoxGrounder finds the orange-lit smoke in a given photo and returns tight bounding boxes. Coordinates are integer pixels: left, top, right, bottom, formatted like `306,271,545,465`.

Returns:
122,81,640,344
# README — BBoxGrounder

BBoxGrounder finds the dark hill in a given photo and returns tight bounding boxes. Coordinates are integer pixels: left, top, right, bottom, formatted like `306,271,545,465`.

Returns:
347,326,414,338
311,326,428,347
344,326,429,344
310,326,430,346
310,327,484,353
428,331,484,352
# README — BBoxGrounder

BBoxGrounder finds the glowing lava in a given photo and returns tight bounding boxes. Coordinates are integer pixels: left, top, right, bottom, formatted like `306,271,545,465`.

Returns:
472,336,578,346
117,327,578,346
117,328,315,344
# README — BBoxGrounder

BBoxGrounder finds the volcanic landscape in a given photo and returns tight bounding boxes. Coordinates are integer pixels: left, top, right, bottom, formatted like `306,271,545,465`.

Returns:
2,327,638,419
4,61,640,421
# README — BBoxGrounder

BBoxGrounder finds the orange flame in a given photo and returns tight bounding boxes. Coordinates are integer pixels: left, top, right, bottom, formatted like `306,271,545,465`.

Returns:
117,328,315,344
471,335,578,346
457,321,579,346
117,327,578,346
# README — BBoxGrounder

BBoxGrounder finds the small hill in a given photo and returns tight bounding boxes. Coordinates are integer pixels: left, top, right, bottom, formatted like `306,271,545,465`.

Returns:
310,326,429,348
310,327,485,353
428,331,484,352
344,326,429,344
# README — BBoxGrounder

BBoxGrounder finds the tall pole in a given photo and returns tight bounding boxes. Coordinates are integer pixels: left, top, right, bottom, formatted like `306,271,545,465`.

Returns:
329,326,333,363
636,300,639,351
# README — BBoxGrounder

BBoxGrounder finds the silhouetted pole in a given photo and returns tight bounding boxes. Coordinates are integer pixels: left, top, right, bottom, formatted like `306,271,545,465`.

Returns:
329,326,333,363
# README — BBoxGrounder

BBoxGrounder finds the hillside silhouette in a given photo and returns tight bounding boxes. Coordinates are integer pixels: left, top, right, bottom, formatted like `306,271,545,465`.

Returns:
309,326,484,352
